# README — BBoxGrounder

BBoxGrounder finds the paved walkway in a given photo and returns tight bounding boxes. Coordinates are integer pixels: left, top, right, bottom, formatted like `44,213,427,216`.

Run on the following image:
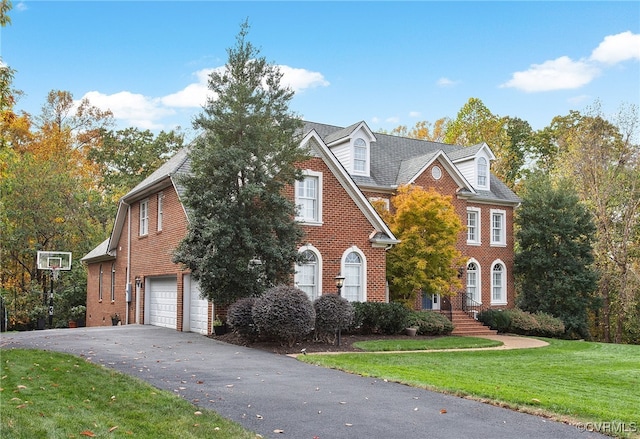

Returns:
291,334,550,357
1,326,602,439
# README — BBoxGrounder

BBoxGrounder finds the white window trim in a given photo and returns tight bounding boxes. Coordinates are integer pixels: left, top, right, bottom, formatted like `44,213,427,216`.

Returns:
139,199,149,236
157,192,164,232
466,207,481,246
352,138,369,176
369,197,390,211
477,157,489,189
294,244,323,301
110,263,116,302
295,170,323,226
490,259,508,305
490,209,507,247
340,246,367,302
466,258,482,305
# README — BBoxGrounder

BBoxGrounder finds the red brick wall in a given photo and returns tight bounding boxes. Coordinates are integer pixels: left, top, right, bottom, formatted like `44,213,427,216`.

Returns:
292,157,388,302
363,158,516,310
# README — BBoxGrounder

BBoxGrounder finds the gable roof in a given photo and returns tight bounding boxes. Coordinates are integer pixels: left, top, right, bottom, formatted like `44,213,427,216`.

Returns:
302,121,520,205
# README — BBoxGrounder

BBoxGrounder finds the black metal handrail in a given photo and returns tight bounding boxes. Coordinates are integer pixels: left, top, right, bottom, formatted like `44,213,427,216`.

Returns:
461,292,482,319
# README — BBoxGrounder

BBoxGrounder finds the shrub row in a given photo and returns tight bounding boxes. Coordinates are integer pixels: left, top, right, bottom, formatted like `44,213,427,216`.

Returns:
477,308,565,337
407,310,454,336
226,285,353,346
227,287,457,345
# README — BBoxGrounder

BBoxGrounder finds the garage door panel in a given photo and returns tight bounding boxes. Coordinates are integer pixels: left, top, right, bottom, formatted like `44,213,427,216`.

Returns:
149,277,177,329
189,282,209,334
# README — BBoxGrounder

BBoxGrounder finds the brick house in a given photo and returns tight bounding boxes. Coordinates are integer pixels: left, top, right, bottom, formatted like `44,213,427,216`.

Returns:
82,120,520,334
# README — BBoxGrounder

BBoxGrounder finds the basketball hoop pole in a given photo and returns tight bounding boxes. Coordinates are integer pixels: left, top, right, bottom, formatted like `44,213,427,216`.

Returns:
49,268,58,328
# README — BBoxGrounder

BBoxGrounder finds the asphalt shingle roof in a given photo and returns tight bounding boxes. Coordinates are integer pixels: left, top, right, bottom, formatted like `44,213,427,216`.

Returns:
302,121,520,205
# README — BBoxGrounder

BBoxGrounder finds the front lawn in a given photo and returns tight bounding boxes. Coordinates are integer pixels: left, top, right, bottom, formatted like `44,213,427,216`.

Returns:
353,335,502,351
300,338,640,437
1,349,257,439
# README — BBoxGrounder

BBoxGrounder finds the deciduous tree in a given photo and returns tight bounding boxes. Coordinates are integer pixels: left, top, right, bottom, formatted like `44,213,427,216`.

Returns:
173,21,309,305
379,185,463,306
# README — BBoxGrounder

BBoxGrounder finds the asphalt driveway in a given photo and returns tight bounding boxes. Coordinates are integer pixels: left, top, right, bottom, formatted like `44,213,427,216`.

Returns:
1,326,604,439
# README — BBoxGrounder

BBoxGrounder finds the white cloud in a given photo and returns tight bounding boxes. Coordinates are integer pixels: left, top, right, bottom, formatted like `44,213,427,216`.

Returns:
437,77,459,87
371,117,381,124
409,111,421,118
16,2,28,11
500,56,600,92
385,116,400,124
590,31,640,64
161,68,219,108
278,65,330,92
80,64,329,130
80,90,175,130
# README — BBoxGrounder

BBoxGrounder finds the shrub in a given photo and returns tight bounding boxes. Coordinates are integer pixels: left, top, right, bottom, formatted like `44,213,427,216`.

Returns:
478,309,511,333
227,297,258,341
407,311,454,335
314,294,354,342
348,302,409,335
508,308,541,335
252,285,316,346
534,312,565,337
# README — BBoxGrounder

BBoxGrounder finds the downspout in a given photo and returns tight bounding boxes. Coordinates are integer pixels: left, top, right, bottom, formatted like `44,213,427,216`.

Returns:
125,201,131,325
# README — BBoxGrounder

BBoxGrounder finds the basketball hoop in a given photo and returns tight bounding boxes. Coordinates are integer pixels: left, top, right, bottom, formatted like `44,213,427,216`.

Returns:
51,266,60,281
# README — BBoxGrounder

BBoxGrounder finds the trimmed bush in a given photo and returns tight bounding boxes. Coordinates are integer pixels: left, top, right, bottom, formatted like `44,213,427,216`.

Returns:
534,312,565,337
252,285,316,346
478,309,511,333
509,308,540,335
227,297,258,341
407,311,454,335
348,302,409,335
314,294,354,342
478,308,566,338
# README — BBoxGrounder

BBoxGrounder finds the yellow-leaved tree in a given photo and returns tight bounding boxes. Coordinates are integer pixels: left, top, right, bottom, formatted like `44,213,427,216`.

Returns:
377,185,464,306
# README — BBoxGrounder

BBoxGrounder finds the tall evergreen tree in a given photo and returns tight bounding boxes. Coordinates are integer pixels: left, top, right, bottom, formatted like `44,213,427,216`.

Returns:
173,21,308,305
514,173,599,338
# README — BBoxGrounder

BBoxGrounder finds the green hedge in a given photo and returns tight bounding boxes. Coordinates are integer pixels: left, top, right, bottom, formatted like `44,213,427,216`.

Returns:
348,302,410,335
477,308,565,338
407,311,454,335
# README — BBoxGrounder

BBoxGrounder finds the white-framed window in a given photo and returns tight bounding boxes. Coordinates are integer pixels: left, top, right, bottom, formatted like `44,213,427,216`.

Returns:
295,170,322,224
341,247,366,302
157,192,164,232
477,157,488,187
466,260,481,304
139,199,149,236
490,209,506,246
295,246,322,301
110,263,116,302
353,138,368,174
467,207,481,245
491,260,507,304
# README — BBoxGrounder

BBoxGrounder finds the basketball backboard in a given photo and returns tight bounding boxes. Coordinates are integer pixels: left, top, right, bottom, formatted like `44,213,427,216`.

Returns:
37,251,72,271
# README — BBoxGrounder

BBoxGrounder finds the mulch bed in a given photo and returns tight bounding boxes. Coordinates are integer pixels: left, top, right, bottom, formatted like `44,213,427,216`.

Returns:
211,331,431,355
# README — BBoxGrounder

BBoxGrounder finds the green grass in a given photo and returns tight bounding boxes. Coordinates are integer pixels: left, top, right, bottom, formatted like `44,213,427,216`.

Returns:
1,349,257,439
301,338,640,437
353,336,503,351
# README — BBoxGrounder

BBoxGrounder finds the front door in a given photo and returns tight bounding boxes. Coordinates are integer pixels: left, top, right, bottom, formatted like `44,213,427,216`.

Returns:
431,294,441,311
422,293,441,310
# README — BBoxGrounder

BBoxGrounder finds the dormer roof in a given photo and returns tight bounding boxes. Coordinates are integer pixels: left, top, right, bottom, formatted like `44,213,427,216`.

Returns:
302,121,519,206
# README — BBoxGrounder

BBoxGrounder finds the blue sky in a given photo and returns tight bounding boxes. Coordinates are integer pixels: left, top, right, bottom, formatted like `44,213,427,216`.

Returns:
4,1,640,141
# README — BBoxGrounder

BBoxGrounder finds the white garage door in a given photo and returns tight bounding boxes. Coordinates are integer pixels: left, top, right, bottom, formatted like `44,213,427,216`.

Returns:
148,277,177,329
189,281,209,335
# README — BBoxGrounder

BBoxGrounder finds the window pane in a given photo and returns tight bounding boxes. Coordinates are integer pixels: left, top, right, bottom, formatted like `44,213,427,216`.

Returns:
344,252,362,302
297,177,318,221
297,250,318,301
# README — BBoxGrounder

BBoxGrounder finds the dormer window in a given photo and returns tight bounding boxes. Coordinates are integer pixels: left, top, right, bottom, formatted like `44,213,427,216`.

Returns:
353,138,367,174
477,157,488,187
